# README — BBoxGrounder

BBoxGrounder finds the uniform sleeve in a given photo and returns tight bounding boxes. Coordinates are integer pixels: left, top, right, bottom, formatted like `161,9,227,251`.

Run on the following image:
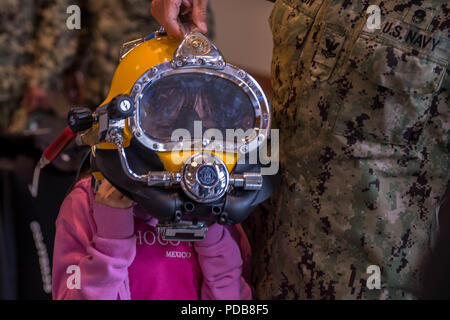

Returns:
27,0,79,90
194,223,253,300
52,185,136,300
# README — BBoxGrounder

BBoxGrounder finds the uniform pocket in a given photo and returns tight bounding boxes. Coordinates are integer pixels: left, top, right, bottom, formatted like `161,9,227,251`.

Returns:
333,32,448,146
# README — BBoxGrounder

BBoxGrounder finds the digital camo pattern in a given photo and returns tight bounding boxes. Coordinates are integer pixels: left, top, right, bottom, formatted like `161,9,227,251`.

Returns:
0,0,33,130
1,0,214,129
0,0,76,131
0,0,161,131
246,0,450,299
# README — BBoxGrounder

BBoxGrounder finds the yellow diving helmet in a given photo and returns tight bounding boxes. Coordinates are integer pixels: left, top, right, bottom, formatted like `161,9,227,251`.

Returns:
69,29,279,241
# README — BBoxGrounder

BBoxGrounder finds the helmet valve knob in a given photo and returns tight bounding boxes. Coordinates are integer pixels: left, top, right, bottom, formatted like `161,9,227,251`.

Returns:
67,107,94,132
107,94,135,120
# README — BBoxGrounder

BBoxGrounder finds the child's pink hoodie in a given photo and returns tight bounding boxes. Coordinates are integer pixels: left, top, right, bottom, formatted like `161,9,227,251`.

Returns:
52,178,253,300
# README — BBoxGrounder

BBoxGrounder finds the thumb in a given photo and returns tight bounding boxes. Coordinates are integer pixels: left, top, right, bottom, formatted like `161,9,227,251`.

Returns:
192,0,208,34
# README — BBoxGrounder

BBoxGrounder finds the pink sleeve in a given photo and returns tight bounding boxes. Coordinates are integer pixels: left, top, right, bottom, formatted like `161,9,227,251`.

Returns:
194,223,253,300
52,182,136,300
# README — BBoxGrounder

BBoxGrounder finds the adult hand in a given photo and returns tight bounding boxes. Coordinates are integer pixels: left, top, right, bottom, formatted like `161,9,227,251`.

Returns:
95,179,135,209
150,0,208,38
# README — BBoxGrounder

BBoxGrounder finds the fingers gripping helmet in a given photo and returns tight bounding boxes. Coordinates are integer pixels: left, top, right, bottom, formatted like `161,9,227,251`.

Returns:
86,30,279,241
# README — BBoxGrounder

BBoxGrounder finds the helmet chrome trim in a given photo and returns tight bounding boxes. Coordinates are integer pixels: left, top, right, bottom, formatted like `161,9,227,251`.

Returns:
128,32,271,156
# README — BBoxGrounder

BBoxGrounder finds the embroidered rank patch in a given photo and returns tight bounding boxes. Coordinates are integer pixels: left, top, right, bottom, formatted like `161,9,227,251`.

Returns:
315,25,345,65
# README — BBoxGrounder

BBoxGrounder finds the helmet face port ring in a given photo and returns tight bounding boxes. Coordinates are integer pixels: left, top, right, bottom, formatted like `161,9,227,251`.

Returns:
129,65,271,155
128,33,271,156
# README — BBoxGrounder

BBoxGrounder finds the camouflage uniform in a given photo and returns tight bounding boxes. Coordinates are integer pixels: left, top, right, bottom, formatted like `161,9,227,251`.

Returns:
2,0,214,128
247,0,450,299
0,0,78,131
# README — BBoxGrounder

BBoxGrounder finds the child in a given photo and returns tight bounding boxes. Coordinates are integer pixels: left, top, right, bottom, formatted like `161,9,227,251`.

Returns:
52,177,253,300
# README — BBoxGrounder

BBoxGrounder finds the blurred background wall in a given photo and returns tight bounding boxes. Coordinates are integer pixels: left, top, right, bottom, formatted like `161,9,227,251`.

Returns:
210,0,274,77
210,0,274,96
